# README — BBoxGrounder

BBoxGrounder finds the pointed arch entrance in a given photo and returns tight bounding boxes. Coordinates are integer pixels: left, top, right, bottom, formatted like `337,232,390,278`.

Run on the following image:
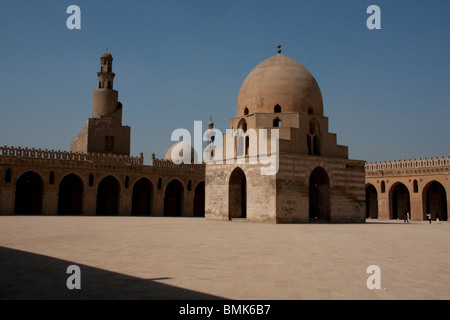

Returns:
229,167,247,220
365,184,378,219
132,178,153,216
164,179,184,216
96,176,120,216
15,171,43,215
194,181,205,217
389,182,410,220
309,167,330,221
423,181,447,221
58,174,83,215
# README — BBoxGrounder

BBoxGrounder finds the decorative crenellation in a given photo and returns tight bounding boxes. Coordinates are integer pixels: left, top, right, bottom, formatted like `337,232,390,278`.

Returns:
365,156,450,177
150,153,205,170
365,156,449,171
0,146,144,165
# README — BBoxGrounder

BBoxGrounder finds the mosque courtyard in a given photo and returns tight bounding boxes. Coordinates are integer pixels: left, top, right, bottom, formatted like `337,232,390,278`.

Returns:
0,216,448,300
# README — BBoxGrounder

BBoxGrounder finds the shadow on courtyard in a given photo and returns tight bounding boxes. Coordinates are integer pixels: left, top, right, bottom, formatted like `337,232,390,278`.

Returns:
0,246,225,300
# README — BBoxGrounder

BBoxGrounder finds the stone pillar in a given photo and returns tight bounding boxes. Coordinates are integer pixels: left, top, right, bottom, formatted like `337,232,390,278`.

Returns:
45,190,58,215
378,194,390,220
184,192,194,217
410,196,423,221
84,189,97,216
0,187,14,215
153,190,164,216
120,193,132,216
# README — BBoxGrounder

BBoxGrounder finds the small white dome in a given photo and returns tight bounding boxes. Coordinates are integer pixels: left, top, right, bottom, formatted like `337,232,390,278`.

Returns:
165,141,198,164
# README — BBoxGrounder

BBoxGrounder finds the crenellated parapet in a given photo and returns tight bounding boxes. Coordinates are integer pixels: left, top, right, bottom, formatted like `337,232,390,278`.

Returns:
0,145,143,165
150,153,205,170
365,156,450,177
0,146,205,176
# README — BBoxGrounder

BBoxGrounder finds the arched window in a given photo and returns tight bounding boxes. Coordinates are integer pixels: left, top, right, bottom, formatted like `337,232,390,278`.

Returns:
244,107,249,115
307,120,320,156
273,118,281,127
245,136,250,156
49,171,55,185
89,173,94,187
274,104,281,113
308,106,314,114
413,180,418,193
187,180,192,191
125,176,130,189
4,169,11,183
158,178,162,190
381,181,386,193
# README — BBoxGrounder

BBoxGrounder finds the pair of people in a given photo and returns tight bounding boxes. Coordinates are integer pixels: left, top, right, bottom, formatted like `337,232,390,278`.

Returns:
426,213,441,224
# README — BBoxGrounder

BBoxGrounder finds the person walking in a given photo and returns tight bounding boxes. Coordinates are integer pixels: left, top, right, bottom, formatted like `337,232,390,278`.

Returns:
426,213,432,224
406,212,410,223
404,212,408,223
436,213,440,224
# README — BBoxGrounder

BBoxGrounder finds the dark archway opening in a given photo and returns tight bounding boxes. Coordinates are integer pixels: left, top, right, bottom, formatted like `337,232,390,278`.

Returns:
164,179,184,216
229,167,247,220
423,181,447,221
15,171,43,215
132,178,153,216
365,184,378,219
194,182,205,217
309,167,330,221
389,183,410,220
96,176,120,216
58,174,83,215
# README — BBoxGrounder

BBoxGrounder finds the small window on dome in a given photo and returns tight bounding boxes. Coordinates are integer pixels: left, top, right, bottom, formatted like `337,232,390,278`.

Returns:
274,105,281,113
244,107,249,115
308,106,314,114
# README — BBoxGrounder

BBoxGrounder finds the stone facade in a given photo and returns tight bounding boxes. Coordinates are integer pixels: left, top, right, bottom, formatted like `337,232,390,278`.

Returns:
205,48,366,223
365,157,449,221
0,146,205,217
0,50,446,223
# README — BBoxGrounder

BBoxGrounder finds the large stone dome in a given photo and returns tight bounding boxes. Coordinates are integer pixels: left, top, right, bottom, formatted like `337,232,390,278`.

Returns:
237,53,323,116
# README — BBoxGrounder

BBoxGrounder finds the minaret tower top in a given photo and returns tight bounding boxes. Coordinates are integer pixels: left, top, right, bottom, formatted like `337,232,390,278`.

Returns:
98,50,115,90
92,51,119,118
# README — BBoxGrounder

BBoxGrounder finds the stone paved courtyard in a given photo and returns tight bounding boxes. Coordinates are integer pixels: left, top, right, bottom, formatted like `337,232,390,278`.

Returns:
0,216,449,300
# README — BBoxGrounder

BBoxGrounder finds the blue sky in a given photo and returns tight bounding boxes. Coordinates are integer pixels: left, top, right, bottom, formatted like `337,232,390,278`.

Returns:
0,0,448,163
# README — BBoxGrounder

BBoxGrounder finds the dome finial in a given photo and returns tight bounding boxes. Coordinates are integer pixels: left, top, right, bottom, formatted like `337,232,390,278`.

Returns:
277,44,281,54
